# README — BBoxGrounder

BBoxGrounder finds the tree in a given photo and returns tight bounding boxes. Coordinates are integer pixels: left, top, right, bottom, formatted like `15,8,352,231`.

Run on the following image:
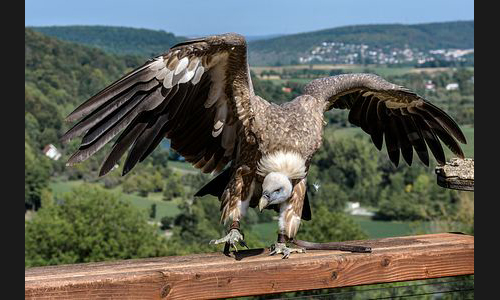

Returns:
25,142,52,211
149,203,157,219
307,181,350,212
160,216,175,230
309,133,382,206
296,206,368,243
163,175,185,201
25,185,169,267
376,167,460,221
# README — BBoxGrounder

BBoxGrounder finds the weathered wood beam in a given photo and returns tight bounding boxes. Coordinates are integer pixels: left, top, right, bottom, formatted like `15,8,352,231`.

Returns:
25,233,474,299
436,158,474,191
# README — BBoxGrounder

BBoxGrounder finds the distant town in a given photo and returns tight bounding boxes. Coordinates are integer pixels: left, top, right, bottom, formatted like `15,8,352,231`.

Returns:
299,41,474,66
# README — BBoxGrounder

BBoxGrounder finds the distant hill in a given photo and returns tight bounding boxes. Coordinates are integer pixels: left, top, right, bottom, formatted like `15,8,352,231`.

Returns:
245,34,284,42
29,21,473,66
29,25,186,58
248,21,474,65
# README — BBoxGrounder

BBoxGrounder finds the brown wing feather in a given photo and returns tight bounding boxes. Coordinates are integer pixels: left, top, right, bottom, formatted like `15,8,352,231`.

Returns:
304,73,466,166
62,33,255,176
283,179,306,239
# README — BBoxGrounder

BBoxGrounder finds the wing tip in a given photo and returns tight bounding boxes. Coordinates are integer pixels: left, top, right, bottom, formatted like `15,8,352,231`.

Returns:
65,152,81,167
98,167,111,177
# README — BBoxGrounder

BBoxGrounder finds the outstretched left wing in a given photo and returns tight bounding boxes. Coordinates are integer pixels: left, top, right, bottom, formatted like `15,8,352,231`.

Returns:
61,33,255,176
304,73,466,167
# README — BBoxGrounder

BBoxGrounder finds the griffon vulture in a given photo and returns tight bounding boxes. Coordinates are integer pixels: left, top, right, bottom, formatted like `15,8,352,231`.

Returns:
62,33,466,258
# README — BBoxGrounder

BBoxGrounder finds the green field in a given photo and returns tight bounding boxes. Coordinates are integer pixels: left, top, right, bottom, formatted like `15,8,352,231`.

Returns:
251,222,279,245
251,216,417,245
350,216,415,239
168,160,197,173
49,180,180,221
252,65,465,81
458,125,474,158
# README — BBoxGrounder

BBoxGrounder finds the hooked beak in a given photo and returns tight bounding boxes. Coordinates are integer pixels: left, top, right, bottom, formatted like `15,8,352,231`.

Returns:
259,192,270,212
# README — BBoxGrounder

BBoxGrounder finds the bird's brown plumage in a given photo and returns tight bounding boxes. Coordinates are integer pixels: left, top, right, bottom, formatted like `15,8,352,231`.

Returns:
62,33,253,176
63,33,466,242
303,74,466,167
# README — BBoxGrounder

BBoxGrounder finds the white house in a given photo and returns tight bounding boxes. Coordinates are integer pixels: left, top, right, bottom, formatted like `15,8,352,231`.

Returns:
345,201,375,217
425,81,436,91
42,144,62,161
446,83,459,91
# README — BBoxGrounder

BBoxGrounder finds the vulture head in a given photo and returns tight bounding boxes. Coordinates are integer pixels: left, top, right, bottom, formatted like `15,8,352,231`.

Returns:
256,151,307,211
259,172,293,211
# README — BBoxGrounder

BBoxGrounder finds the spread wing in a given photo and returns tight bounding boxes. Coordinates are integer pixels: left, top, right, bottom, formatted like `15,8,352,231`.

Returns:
304,73,466,167
62,33,254,176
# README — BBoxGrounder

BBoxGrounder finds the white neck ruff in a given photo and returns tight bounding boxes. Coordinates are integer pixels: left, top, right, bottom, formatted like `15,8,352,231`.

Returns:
257,151,306,179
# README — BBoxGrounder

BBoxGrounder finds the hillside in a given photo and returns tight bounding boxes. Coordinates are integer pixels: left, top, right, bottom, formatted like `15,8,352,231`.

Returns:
248,21,474,65
25,28,144,146
25,27,147,190
29,21,473,66
25,28,169,209
29,25,186,58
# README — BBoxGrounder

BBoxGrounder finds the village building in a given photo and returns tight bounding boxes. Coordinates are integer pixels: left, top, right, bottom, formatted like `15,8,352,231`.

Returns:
42,144,62,161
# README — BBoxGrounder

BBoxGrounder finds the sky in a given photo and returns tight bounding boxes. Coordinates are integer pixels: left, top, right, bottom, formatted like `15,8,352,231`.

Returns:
25,0,474,37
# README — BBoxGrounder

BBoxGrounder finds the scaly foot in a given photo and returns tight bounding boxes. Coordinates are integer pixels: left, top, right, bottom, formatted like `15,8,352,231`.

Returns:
269,242,306,259
209,229,247,251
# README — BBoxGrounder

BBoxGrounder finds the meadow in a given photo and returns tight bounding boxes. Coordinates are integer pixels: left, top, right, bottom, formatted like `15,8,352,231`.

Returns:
49,180,181,221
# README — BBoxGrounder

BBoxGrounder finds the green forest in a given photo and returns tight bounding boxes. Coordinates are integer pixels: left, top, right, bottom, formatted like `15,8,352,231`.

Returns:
30,25,185,57
25,25,474,276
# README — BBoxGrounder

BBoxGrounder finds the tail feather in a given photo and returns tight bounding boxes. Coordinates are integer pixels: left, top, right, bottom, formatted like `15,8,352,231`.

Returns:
194,167,232,198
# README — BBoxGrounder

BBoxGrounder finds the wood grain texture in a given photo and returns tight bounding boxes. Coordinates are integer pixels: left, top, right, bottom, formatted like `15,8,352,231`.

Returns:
25,233,474,299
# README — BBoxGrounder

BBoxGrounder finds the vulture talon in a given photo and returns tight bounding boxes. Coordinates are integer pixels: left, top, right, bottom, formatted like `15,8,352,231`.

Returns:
239,239,249,249
209,229,245,252
269,242,305,259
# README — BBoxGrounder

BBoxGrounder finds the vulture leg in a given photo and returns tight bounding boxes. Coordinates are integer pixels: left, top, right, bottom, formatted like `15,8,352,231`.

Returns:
269,179,307,259
269,233,305,259
210,165,252,253
209,220,247,254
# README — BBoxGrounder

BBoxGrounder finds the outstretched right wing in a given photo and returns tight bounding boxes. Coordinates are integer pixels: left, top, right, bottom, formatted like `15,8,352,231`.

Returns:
62,33,255,176
304,74,466,166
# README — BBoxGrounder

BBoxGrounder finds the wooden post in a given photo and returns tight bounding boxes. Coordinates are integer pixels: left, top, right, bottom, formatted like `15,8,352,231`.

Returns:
25,233,474,299
436,158,474,191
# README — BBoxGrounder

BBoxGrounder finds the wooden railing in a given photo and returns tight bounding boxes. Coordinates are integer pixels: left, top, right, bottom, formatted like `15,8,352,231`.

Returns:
25,233,473,299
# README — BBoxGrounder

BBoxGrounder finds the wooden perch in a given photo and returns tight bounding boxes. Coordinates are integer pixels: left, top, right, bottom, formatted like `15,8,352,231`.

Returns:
25,233,474,299
436,158,474,191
